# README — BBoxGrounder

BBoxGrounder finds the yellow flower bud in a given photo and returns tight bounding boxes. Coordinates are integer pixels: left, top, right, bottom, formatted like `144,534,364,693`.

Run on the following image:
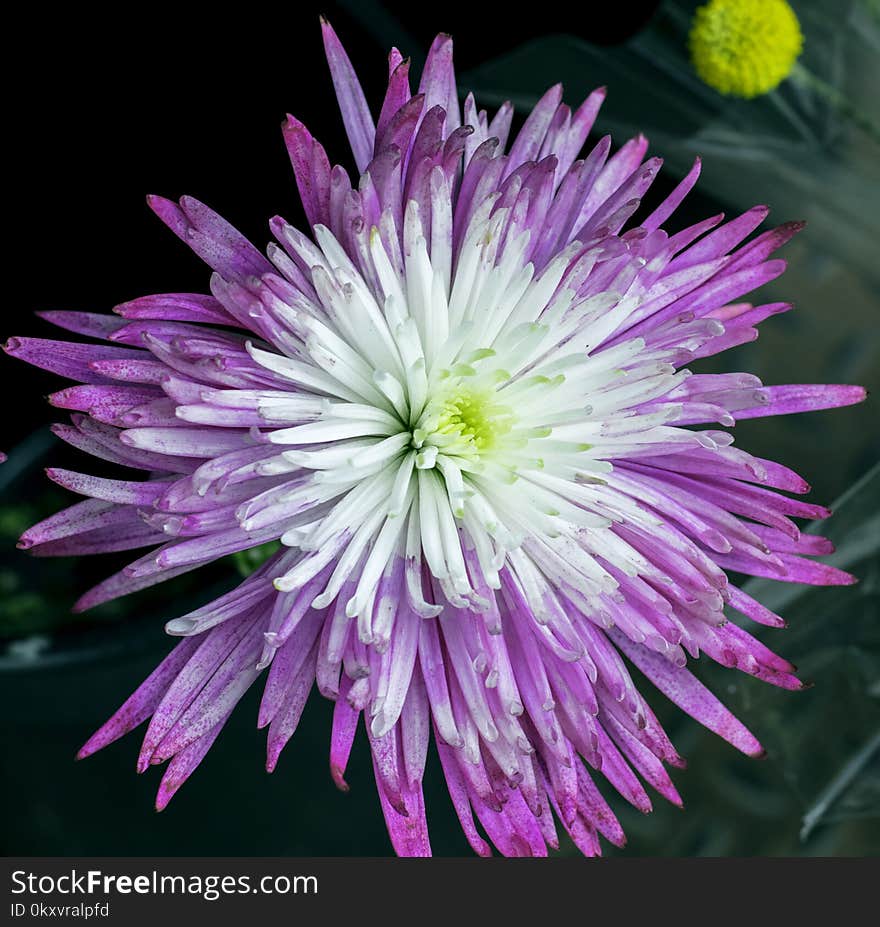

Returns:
690,0,803,99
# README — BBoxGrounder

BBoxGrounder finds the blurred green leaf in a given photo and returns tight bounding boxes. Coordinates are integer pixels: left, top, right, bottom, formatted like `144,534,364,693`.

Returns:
233,541,282,577
801,728,880,839
741,462,880,844
597,461,880,857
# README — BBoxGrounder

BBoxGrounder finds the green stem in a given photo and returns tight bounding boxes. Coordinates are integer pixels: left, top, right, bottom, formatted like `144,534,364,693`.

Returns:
790,61,880,145
800,728,880,841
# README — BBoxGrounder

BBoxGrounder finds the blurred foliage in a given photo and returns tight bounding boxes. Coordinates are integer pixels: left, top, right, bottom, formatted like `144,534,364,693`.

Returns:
0,428,244,651
590,462,880,856
233,541,282,578
463,0,880,277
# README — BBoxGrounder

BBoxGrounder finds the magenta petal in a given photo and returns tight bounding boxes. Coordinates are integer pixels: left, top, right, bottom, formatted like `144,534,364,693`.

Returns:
418,34,460,134
376,57,413,146
148,195,272,281
321,18,376,172
155,720,225,812
612,631,764,757
77,636,202,760
733,384,867,419
4,338,145,386
36,310,129,339
330,676,360,792
374,768,432,857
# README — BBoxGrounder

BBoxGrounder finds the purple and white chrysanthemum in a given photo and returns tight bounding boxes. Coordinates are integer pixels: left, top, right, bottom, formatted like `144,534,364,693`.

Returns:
5,24,866,856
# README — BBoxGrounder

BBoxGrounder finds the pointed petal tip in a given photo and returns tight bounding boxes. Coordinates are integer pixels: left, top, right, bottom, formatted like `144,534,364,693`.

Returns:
427,32,453,50
77,726,120,762
283,113,306,132
330,763,350,792
178,194,205,213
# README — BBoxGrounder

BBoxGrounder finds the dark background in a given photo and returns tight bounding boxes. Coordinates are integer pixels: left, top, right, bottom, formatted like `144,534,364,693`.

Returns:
4,0,664,454
3,0,877,857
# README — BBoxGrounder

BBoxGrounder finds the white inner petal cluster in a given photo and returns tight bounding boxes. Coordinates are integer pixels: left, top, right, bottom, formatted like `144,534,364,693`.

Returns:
245,198,697,645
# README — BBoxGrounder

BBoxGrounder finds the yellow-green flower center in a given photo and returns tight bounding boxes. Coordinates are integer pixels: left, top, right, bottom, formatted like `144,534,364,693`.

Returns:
413,377,517,466
434,386,513,451
689,0,803,99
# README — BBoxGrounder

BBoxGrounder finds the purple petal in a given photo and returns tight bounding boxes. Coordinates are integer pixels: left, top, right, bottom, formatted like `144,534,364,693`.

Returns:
321,18,376,172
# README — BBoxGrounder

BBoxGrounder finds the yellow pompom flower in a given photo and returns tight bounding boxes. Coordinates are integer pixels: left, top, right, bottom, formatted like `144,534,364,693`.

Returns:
689,0,803,98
